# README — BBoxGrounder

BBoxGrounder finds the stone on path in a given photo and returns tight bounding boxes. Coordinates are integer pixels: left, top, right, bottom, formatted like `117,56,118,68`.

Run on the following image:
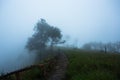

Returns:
47,53,68,80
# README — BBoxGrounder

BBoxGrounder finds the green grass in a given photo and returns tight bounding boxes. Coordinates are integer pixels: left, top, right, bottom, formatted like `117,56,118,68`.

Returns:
20,67,45,80
64,49,120,80
1,65,45,80
2,48,120,80
1,55,56,80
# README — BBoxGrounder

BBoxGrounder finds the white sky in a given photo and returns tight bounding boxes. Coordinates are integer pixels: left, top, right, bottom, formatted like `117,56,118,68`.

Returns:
0,0,120,70
0,0,120,45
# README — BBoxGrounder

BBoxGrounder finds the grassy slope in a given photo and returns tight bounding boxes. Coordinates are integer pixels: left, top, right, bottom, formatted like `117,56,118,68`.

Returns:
3,55,56,80
64,49,120,80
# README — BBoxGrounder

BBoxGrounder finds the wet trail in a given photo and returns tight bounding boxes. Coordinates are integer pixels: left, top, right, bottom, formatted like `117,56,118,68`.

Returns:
47,53,68,80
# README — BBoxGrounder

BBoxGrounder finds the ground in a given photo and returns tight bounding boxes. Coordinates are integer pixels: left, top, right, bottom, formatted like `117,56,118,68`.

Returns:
47,52,68,80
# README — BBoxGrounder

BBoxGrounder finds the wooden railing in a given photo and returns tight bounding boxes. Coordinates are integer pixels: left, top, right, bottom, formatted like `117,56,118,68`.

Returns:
0,55,58,80
0,64,45,80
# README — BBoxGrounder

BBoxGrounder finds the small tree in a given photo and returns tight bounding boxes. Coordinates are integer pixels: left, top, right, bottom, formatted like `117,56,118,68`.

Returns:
26,19,63,52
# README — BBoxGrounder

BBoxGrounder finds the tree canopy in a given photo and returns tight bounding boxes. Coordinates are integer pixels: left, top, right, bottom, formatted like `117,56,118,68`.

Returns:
26,19,63,52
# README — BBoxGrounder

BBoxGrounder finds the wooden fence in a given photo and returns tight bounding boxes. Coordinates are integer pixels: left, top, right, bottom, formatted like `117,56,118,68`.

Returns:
0,57,57,80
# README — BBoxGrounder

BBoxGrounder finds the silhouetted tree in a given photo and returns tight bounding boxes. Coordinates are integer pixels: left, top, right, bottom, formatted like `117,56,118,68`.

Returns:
26,19,63,52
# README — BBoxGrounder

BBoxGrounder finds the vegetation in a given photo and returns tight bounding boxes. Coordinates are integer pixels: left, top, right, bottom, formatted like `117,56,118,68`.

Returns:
0,55,57,80
20,67,44,80
1,47,120,80
0,19,65,80
26,19,64,52
82,42,120,53
64,48,120,80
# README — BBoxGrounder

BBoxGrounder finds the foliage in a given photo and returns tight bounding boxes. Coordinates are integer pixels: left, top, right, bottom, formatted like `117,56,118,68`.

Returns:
26,19,63,51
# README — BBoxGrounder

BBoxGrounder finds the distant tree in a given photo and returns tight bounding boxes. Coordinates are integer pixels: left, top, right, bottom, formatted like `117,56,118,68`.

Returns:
82,43,92,50
110,42,120,53
106,42,114,53
115,42,120,53
82,41,120,53
26,19,64,52
82,42,108,53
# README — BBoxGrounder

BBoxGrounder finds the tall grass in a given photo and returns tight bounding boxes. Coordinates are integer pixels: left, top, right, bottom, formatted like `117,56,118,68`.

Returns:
65,49,120,80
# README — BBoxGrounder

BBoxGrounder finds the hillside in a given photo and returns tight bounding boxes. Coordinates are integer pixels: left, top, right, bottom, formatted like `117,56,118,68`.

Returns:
64,49,120,80
1,48,120,80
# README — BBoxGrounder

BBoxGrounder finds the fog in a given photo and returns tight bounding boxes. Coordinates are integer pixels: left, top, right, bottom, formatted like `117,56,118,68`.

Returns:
0,0,120,73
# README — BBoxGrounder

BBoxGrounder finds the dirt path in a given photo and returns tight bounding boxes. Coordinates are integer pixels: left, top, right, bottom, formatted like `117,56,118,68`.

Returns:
47,53,68,80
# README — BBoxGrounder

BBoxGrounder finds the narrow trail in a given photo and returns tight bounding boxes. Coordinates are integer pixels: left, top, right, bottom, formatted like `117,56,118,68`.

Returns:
0,53,68,80
47,53,68,80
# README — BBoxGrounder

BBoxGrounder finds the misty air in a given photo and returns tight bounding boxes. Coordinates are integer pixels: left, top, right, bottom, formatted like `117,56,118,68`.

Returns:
0,0,120,80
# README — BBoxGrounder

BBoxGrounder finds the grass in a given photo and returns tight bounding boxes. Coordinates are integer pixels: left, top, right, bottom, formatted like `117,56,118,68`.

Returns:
1,48,120,80
0,54,57,80
0,65,45,80
64,49,120,80
20,67,44,80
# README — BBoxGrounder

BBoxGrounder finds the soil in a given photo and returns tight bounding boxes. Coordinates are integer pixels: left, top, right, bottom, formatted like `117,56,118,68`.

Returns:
47,53,68,80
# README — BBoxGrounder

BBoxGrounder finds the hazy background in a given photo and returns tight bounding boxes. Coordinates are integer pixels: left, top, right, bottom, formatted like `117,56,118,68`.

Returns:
0,0,120,73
